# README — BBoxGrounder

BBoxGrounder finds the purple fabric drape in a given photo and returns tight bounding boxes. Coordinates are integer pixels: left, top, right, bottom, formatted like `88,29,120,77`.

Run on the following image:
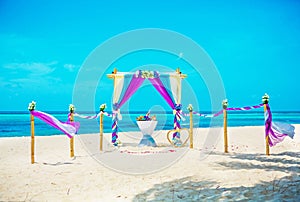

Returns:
149,77,174,108
118,76,145,108
265,104,293,147
31,110,80,138
149,76,181,139
111,74,145,144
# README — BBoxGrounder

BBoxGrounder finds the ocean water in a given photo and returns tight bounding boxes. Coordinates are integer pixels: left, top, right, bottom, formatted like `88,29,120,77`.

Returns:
0,111,299,138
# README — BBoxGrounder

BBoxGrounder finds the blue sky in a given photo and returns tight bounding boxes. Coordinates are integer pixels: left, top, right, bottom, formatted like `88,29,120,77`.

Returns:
1,0,300,112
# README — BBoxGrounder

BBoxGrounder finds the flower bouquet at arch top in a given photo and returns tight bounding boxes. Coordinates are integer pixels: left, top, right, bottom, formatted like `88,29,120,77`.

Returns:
136,112,158,147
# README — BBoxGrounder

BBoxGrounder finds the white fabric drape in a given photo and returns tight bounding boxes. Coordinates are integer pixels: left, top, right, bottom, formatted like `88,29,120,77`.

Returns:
169,74,181,104
113,76,124,104
272,122,295,139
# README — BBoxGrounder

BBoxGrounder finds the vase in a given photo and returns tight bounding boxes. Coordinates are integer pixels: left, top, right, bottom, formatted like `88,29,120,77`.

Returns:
136,121,158,147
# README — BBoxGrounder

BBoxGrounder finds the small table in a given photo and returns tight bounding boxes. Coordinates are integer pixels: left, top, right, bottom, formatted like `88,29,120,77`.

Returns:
136,121,158,147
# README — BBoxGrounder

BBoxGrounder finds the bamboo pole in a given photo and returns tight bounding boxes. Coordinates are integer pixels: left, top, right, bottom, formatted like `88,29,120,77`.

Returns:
112,68,117,100
189,110,193,149
223,109,228,153
264,104,270,156
100,112,104,151
70,113,74,158
31,114,35,164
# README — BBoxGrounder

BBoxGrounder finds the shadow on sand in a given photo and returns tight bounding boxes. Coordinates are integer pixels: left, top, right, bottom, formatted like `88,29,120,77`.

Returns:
133,151,300,201
213,151,300,173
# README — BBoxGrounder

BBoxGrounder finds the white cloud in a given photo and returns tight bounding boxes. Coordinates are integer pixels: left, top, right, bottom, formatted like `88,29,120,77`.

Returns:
4,62,57,76
64,63,79,72
1,61,59,92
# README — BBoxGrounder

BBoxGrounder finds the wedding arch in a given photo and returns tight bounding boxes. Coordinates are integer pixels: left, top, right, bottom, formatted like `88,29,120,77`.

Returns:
107,68,187,145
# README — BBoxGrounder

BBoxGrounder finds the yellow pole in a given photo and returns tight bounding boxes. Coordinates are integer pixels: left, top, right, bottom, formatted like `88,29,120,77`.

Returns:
70,113,74,158
112,68,117,101
100,112,104,151
31,114,35,164
264,104,270,156
223,109,228,153
189,110,193,149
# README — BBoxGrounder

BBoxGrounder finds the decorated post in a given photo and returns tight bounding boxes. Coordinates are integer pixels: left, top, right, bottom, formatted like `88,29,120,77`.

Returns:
28,101,36,164
222,99,228,153
99,104,106,151
107,68,121,146
187,104,194,149
69,104,75,157
172,68,183,145
262,93,270,156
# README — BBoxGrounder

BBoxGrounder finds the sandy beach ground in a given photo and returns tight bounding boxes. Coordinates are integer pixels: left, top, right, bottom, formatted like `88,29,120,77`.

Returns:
0,125,299,201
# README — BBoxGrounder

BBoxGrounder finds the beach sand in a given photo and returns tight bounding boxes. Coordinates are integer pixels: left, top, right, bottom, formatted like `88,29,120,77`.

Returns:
0,125,299,201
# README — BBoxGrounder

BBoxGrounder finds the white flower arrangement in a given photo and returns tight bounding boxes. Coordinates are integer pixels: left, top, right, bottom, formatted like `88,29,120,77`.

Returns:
100,103,106,112
141,70,154,79
262,93,269,104
28,101,36,111
187,104,193,112
69,104,75,113
222,99,228,109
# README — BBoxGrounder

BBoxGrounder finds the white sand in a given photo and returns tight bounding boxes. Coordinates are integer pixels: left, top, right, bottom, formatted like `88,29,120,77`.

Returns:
0,125,299,201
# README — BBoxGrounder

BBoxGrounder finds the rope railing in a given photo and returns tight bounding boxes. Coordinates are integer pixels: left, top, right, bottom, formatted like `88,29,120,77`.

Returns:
28,94,295,163
181,103,264,118
72,111,113,119
178,98,294,155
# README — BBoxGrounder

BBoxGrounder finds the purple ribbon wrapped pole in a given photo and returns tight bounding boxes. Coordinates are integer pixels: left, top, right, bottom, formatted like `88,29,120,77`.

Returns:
111,109,119,144
173,104,182,139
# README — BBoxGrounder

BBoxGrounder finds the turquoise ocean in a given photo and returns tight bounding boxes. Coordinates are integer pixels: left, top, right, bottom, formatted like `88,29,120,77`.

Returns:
0,111,299,138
